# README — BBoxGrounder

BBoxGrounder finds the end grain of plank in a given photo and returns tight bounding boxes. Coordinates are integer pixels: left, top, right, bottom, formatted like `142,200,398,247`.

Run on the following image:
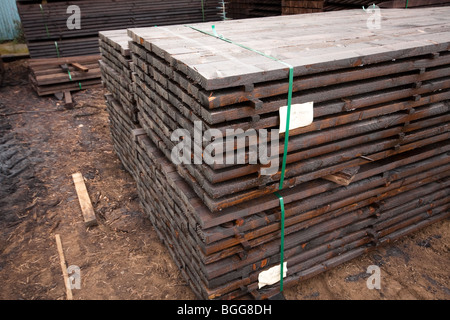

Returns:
72,172,98,227
64,91,74,108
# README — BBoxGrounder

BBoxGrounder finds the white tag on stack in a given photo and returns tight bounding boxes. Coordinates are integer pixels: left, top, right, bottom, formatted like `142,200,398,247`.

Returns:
279,101,314,133
258,262,288,289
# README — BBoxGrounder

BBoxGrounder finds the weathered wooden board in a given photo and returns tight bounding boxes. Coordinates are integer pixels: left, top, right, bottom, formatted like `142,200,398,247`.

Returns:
72,172,98,227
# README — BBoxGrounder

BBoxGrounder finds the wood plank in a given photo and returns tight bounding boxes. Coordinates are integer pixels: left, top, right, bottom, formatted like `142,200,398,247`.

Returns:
71,62,89,72
322,166,360,186
55,234,73,300
72,172,98,227
64,91,74,108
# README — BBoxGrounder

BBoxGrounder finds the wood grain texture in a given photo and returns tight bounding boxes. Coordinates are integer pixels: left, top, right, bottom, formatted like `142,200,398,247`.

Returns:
72,172,97,227
55,234,73,300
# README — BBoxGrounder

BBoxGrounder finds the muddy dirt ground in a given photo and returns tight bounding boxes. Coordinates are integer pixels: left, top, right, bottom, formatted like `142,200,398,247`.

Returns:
0,60,448,300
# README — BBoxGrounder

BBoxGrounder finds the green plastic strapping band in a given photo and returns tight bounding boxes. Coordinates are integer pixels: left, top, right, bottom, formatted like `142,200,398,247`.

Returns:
67,70,82,90
186,24,294,292
39,4,50,38
201,0,205,22
274,191,286,291
54,41,60,58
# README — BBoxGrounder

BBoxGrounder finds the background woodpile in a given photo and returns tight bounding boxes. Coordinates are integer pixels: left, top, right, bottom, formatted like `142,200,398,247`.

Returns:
225,0,450,18
17,0,223,98
28,55,102,96
16,0,223,58
226,0,282,19
324,0,450,12
282,0,323,14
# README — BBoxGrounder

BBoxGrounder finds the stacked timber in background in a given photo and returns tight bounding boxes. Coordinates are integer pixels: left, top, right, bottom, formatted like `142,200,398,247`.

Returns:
101,8,450,299
282,0,324,14
226,0,281,19
16,0,222,58
324,0,450,12
28,55,102,97
225,0,450,18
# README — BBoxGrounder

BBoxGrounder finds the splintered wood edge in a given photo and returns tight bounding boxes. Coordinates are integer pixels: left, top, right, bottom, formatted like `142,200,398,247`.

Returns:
72,172,98,227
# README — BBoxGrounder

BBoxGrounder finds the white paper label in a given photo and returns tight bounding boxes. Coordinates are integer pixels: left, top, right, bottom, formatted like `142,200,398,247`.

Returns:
258,262,288,289
279,101,314,133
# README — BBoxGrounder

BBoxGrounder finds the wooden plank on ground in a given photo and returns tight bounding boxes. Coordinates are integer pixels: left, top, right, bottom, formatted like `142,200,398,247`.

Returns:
72,172,97,227
55,234,73,300
64,91,74,108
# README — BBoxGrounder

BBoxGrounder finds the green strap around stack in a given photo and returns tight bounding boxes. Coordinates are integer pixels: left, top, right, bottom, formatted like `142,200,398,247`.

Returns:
66,69,82,90
200,0,205,22
40,3,61,58
39,4,50,38
186,24,294,292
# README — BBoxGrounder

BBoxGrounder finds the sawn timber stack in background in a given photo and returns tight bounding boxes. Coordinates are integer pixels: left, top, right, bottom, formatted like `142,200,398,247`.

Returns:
28,55,102,97
16,0,223,58
100,8,450,299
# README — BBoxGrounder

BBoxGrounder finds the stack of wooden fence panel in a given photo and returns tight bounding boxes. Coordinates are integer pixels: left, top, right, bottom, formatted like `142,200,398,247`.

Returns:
28,55,102,96
102,8,450,299
16,0,222,58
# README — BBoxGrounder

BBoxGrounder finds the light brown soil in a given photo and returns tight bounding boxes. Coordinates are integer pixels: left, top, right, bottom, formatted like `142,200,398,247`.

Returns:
0,60,448,300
